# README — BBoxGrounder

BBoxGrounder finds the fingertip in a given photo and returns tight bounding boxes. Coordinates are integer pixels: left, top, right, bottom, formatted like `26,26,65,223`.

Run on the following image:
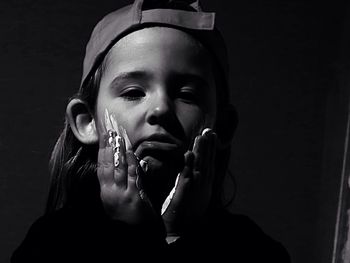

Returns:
192,135,200,151
184,151,195,165
120,126,132,151
118,136,125,153
117,136,127,164
206,130,217,149
125,150,137,165
181,151,195,178
201,127,212,136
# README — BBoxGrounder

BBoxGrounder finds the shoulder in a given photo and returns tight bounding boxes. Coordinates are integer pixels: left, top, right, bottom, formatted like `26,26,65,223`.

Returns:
212,209,272,239
209,209,291,262
11,208,83,263
11,207,167,263
170,209,291,262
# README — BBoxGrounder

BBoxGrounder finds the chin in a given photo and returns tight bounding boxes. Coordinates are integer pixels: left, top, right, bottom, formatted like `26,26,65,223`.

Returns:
141,155,184,177
140,156,183,211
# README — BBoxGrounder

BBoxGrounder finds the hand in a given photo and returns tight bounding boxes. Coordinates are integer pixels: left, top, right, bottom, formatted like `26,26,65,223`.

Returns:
162,129,217,236
97,133,157,225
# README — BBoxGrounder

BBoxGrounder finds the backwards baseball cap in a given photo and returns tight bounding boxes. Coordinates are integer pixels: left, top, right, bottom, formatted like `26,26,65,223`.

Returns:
80,0,230,102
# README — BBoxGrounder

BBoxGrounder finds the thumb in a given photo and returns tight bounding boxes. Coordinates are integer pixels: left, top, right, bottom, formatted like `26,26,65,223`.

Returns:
161,151,194,215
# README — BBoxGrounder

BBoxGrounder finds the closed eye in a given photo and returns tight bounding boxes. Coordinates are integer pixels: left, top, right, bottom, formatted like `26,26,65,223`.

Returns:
120,87,145,101
178,89,198,104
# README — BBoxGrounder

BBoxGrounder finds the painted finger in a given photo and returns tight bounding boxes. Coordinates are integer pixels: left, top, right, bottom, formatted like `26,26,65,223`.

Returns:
119,125,132,151
119,125,145,190
99,108,114,149
99,113,110,149
109,113,122,137
104,109,115,133
113,136,128,188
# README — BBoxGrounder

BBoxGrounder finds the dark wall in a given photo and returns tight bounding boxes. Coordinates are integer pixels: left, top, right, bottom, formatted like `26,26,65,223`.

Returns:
0,1,347,262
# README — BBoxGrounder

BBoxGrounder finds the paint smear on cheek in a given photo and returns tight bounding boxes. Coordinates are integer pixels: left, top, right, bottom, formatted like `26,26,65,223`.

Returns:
105,108,149,173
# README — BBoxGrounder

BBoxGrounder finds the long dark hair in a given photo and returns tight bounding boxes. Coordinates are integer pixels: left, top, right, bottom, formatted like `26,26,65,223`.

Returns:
45,65,103,213
45,28,237,214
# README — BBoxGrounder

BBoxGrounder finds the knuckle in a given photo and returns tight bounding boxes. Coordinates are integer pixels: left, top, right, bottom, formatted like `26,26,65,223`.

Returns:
100,183,118,194
193,170,201,178
128,163,137,173
97,161,113,169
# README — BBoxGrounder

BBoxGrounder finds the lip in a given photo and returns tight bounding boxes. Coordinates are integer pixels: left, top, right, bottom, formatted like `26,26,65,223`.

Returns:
134,133,184,159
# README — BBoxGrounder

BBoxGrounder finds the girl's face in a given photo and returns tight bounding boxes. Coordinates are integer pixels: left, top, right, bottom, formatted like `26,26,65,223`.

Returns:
95,27,217,200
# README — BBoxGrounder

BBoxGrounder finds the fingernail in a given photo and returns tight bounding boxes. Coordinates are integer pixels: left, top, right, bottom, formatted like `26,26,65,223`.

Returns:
185,151,195,164
120,125,132,151
161,173,180,215
116,135,121,149
110,114,120,135
105,109,113,132
193,135,200,150
113,136,121,168
114,151,120,168
108,132,114,147
201,128,212,136
140,159,148,173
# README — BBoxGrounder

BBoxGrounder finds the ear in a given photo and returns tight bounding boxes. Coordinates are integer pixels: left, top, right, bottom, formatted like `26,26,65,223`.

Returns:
66,98,98,145
215,104,238,149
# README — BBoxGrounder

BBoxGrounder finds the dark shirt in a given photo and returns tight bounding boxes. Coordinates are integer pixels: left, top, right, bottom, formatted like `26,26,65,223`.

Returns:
11,206,291,262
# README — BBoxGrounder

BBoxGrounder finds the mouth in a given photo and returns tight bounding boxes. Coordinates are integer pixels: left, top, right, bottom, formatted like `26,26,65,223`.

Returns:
133,134,185,209
134,134,184,160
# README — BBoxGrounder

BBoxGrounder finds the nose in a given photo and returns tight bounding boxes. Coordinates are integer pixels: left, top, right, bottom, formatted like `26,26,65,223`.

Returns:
145,91,174,125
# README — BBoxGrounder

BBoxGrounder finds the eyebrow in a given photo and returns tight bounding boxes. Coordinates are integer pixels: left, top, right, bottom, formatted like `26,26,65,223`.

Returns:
108,70,210,89
175,73,209,87
109,71,151,88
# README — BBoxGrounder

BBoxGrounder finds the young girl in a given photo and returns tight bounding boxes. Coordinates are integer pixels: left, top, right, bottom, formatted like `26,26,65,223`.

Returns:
12,1,290,262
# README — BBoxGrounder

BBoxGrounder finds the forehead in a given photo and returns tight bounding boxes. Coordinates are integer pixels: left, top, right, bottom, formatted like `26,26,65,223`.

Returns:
102,27,214,81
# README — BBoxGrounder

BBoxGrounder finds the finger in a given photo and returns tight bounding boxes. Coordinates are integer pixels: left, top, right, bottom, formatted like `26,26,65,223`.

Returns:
125,152,154,208
193,134,209,172
114,136,128,188
97,145,115,187
109,113,121,135
161,173,180,216
162,151,194,214
105,108,114,133
99,130,109,149
163,173,191,216
181,151,195,178
120,125,132,151
199,130,216,177
126,150,138,190
205,132,217,184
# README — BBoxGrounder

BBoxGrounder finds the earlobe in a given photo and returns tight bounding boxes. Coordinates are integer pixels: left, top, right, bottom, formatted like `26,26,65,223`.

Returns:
66,98,98,145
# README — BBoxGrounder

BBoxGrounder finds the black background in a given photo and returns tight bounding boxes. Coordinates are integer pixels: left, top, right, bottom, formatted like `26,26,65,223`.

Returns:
1,1,349,262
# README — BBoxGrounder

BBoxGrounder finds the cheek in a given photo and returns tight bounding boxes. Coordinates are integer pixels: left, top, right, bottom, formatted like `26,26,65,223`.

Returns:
114,111,140,142
176,105,209,140
96,101,144,144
